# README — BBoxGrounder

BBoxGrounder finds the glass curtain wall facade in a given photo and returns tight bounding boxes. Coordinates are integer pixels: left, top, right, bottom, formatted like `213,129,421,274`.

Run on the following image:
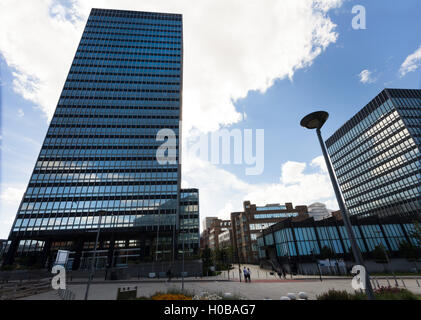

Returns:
258,215,421,265
179,189,200,257
3,9,197,269
325,89,421,219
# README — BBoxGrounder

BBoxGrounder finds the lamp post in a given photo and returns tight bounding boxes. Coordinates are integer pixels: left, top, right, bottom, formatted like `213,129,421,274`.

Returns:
181,229,185,291
300,111,375,300
311,248,323,281
84,211,105,300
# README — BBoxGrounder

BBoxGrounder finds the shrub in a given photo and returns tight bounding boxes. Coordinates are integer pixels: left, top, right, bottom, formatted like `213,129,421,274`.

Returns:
317,289,359,300
317,287,420,300
374,286,419,300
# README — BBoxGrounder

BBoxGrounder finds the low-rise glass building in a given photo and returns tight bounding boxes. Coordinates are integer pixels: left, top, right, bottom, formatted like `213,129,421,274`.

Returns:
257,214,420,274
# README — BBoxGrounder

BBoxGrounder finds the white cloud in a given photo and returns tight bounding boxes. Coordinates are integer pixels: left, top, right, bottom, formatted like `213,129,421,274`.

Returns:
0,185,25,238
358,69,376,84
0,0,343,133
399,45,421,77
182,155,338,231
0,0,344,236
17,108,24,117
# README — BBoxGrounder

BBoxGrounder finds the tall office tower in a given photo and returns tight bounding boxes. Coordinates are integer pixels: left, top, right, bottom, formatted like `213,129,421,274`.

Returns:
326,89,421,220
3,8,200,270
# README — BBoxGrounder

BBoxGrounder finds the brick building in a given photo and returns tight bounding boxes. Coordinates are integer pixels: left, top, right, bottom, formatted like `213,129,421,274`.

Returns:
231,201,309,264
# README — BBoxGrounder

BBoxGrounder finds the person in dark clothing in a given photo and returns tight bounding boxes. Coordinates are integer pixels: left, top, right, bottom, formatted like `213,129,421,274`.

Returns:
166,268,172,282
247,268,252,282
276,267,283,279
243,267,249,282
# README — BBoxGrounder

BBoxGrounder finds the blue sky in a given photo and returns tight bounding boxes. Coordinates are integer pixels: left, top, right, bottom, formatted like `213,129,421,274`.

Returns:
1,0,421,237
226,0,421,183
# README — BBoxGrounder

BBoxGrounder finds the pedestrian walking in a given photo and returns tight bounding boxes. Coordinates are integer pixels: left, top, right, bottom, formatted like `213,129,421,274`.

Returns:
166,268,172,282
243,267,249,283
247,268,252,282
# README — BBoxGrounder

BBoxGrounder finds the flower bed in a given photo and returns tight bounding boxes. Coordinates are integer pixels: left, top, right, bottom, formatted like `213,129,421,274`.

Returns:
151,293,192,300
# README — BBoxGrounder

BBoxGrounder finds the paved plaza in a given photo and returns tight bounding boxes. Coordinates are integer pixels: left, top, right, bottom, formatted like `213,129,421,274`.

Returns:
20,267,421,300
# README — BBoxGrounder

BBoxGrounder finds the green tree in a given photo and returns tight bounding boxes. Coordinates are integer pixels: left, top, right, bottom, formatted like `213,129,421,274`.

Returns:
372,245,389,272
200,246,213,275
410,221,421,245
399,240,421,273
212,246,233,271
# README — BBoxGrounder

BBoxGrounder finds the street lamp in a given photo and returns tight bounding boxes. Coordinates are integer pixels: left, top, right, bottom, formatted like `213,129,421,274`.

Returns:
84,211,106,300
181,229,186,291
300,111,375,300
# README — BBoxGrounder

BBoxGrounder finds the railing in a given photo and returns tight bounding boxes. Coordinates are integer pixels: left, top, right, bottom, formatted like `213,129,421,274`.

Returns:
0,278,51,300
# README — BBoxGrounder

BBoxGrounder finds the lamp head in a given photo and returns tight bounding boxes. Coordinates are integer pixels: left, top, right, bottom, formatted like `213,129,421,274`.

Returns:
300,111,329,130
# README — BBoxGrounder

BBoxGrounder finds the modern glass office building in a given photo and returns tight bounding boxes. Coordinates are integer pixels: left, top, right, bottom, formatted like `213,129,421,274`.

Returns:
326,89,421,220
257,214,420,274
3,8,200,269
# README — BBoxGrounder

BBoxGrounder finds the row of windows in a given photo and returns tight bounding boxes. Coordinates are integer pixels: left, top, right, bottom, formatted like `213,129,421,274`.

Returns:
393,97,421,110
71,62,180,72
255,205,287,211
31,170,177,180
88,16,182,26
62,86,180,93
332,116,405,168
345,171,420,205
330,108,400,163
44,138,177,148
58,97,180,107
55,106,180,118
76,49,181,61
343,162,420,200
50,120,178,129
349,187,421,215
83,29,182,39
84,24,181,35
67,73,180,83
254,212,298,219
19,197,177,213
78,43,181,52
64,77,180,85
70,68,180,78
27,184,178,197
82,34,181,45
84,27,182,37
340,150,419,192
249,222,276,230
328,100,395,156
335,128,412,175
51,118,178,127
63,81,180,91
13,213,177,232
34,160,178,170
47,127,179,136
336,139,417,184
87,18,181,29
